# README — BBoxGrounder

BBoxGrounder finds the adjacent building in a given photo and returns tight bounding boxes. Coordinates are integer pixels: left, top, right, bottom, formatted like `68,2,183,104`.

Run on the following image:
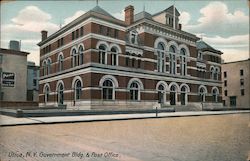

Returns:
0,48,29,102
222,59,250,108
38,5,223,110
27,61,39,102
0,41,39,107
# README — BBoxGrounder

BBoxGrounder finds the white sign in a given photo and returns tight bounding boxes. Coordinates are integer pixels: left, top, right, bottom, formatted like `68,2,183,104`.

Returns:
2,72,15,87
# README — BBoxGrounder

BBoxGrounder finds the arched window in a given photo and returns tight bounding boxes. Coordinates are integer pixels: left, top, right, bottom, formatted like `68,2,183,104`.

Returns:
130,82,139,101
170,85,177,91
47,58,51,75
198,51,203,60
158,84,165,103
215,68,219,80
130,30,138,44
212,88,219,102
157,43,165,72
181,86,187,92
169,45,176,74
131,57,136,67
180,48,187,76
72,48,78,67
210,67,214,79
57,83,64,105
169,46,176,53
58,54,64,72
199,87,206,102
42,60,47,76
102,79,114,100
138,55,142,68
125,52,130,66
44,85,50,104
99,45,107,64
111,47,118,66
74,80,82,101
79,46,84,65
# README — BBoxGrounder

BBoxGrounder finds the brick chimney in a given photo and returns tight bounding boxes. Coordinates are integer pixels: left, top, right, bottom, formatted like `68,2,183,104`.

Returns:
41,30,48,41
125,5,134,25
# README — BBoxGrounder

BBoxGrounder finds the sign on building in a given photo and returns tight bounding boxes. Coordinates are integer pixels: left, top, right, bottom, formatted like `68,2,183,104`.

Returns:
2,72,15,87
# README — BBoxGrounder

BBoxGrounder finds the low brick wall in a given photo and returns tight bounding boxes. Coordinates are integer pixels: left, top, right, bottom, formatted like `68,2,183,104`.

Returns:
0,101,38,109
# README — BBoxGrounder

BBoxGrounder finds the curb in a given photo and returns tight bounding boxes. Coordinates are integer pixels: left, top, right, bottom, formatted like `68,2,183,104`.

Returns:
1,111,249,127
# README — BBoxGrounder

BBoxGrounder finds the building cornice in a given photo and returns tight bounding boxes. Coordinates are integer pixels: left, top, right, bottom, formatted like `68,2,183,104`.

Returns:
222,58,250,64
0,48,29,56
128,19,199,43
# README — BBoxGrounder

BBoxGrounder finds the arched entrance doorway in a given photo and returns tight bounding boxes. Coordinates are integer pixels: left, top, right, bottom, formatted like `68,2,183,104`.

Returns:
44,86,49,105
158,84,165,104
74,79,82,103
199,87,206,102
170,85,177,105
57,83,64,105
212,88,219,102
181,86,187,105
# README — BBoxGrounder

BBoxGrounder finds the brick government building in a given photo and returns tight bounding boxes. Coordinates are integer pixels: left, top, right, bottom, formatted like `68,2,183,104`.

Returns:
38,5,223,110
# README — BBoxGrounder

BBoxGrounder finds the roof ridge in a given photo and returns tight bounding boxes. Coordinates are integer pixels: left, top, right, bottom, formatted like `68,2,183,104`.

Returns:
90,5,115,19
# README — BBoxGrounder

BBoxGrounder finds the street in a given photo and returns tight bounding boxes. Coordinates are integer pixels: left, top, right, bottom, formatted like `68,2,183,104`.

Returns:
0,113,249,161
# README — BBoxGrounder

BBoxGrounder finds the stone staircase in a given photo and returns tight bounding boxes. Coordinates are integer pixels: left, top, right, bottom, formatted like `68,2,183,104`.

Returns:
162,104,202,112
202,103,224,110
175,105,202,112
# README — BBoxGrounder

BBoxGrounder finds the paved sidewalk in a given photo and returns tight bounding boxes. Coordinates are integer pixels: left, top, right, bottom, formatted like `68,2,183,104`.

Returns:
0,110,249,126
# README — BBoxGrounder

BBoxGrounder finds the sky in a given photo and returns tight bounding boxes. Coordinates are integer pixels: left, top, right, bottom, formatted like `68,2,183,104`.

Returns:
1,0,249,65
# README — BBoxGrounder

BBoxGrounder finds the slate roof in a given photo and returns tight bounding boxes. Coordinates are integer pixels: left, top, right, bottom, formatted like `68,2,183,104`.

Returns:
134,11,152,22
196,40,222,54
0,48,29,56
38,5,125,46
153,5,180,17
90,5,115,18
